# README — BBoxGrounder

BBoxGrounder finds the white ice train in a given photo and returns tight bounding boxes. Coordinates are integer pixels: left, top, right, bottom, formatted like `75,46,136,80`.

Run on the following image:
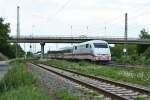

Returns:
48,40,111,62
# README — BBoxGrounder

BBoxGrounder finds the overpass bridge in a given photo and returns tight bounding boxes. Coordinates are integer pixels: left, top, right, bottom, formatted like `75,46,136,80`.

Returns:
9,36,150,44
8,36,150,59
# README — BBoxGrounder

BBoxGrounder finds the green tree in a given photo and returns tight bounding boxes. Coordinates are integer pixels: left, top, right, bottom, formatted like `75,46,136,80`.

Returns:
0,18,24,58
0,18,11,57
8,44,25,58
26,51,33,57
111,44,123,58
137,29,150,54
111,44,137,58
0,18,10,44
143,47,150,59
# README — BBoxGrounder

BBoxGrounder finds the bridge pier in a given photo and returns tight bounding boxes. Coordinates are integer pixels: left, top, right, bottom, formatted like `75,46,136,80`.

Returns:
40,42,45,59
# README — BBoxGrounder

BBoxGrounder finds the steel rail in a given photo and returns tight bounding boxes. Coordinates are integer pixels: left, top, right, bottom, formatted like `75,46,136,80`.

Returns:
30,63,129,100
39,63,150,95
30,63,150,100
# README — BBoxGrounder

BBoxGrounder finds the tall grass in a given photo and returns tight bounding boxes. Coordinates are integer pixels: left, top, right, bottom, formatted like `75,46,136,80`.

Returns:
0,59,50,100
0,85,50,100
38,60,150,86
0,59,35,92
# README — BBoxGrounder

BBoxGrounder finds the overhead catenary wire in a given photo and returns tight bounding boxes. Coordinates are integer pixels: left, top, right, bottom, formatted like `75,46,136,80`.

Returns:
108,6,150,36
46,0,72,22
104,1,150,27
43,0,150,38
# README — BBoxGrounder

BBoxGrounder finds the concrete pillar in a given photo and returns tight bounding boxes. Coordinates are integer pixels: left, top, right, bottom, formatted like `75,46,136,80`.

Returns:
40,42,45,59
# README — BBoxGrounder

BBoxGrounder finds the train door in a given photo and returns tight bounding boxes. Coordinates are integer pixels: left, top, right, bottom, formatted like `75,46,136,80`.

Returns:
73,46,77,60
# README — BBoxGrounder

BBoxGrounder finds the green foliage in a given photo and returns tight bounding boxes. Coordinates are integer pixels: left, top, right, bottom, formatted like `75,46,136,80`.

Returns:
0,60,35,92
113,55,150,65
145,59,150,64
0,17,11,58
0,85,50,100
0,60,50,100
143,47,150,59
111,29,150,64
111,44,123,58
38,60,150,86
0,18,24,58
26,51,33,57
2,43,25,58
116,56,133,64
78,60,89,66
0,18,10,46
55,90,79,100
134,97,145,100
111,44,137,58
139,29,150,39
137,29,150,54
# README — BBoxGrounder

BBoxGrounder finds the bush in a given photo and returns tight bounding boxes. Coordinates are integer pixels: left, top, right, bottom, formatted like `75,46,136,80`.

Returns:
114,55,149,65
143,47,150,59
115,56,134,64
135,56,146,65
111,56,118,61
130,54,139,61
145,59,150,65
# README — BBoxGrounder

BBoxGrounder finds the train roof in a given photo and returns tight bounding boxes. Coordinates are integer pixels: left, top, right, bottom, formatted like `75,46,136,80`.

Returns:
57,40,108,51
86,40,107,43
59,46,73,50
75,40,108,46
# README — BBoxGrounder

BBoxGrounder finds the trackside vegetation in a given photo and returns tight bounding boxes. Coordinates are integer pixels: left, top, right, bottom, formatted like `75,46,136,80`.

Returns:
0,59,50,100
37,60,150,87
0,59,80,100
55,90,79,100
111,29,150,65
0,18,25,58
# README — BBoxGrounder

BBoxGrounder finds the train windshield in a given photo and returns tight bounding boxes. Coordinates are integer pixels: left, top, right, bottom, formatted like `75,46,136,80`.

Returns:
94,43,108,48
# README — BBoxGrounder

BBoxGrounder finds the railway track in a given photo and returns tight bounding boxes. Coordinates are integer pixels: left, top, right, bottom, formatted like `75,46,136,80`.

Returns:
30,63,150,100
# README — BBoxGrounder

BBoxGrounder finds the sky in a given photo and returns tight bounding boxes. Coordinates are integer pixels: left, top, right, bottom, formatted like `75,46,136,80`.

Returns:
1,0,150,52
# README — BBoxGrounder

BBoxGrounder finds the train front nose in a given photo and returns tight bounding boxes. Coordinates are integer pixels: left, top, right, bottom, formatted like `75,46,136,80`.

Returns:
94,48,111,61
95,54,111,61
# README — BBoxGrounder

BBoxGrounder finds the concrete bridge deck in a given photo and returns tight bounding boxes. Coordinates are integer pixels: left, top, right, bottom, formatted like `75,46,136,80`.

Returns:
9,36,150,45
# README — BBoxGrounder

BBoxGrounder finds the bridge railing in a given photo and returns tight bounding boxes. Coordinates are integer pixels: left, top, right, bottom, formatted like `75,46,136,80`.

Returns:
10,35,140,40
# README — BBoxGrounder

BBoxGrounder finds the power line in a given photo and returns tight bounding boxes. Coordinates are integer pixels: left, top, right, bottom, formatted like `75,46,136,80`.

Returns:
54,0,71,15
130,5,150,18
106,3,150,26
130,23,150,30
46,0,72,22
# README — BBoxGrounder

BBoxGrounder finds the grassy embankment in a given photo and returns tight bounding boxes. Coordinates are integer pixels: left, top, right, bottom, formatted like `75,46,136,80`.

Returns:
37,60,150,87
0,59,79,100
0,59,50,100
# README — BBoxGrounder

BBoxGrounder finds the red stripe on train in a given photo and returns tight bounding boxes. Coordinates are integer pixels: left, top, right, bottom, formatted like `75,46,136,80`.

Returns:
64,53,95,57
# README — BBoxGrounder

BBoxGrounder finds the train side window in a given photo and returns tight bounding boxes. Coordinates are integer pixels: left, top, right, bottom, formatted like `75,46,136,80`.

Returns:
75,46,77,50
86,44,89,48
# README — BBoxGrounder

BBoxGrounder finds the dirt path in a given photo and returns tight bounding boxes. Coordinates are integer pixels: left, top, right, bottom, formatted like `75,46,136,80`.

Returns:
0,61,11,79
